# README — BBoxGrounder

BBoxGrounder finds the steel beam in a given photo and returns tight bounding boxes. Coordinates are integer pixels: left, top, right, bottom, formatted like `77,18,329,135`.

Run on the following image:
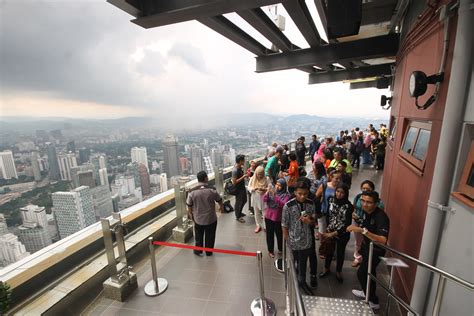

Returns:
199,16,270,56
308,63,393,84
108,0,141,17
361,0,398,25
256,33,399,73
350,78,390,90
130,0,283,29
237,8,295,51
283,0,321,47
313,0,328,38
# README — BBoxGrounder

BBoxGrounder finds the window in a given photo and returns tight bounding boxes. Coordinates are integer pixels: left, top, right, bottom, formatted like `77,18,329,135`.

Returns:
452,141,474,208
399,121,432,171
388,116,397,149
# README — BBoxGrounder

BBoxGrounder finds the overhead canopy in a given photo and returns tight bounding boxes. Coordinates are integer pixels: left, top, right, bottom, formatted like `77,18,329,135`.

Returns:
108,0,401,86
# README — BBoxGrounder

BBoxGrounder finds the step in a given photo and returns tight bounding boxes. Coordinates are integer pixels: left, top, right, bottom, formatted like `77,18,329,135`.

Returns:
302,295,375,315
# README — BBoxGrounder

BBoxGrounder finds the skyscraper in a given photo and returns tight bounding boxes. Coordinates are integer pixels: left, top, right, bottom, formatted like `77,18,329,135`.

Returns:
52,186,95,239
66,141,76,153
0,234,29,267
162,136,180,177
18,222,52,254
31,152,42,181
190,146,204,173
159,173,168,192
46,143,60,181
138,164,150,195
0,214,9,235
131,147,148,172
71,164,96,188
78,148,91,164
0,151,18,179
99,168,109,187
90,185,113,219
19,205,48,228
126,162,140,190
58,153,78,181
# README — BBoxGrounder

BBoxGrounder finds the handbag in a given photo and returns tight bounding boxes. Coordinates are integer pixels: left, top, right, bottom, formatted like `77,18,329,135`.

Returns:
224,181,238,196
319,235,336,257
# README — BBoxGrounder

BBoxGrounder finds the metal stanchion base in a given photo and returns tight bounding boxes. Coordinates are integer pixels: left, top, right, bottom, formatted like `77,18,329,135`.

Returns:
274,258,284,273
144,278,168,296
250,297,277,316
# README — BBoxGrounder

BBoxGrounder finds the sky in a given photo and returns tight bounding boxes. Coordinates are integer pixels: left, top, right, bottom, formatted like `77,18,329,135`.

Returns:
0,0,391,121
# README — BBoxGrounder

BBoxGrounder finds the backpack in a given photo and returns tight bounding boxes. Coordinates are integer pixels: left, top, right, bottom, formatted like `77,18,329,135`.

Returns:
223,200,234,213
224,181,238,196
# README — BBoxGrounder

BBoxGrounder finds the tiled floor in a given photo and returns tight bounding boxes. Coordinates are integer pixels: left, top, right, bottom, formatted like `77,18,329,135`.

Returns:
83,165,399,316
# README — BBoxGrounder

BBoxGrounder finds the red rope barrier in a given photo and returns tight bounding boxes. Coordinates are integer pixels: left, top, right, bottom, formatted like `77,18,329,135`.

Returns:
153,241,257,257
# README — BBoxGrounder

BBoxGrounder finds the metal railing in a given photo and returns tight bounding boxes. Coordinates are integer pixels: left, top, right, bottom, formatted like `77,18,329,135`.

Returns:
283,240,306,316
367,241,474,316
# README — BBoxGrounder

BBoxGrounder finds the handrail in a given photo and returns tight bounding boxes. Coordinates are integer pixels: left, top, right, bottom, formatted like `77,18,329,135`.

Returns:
284,240,306,316
367,242,473,316
371,241,474,290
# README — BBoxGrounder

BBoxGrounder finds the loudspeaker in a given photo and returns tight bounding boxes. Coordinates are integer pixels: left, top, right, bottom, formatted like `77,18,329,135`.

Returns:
326,0,362,39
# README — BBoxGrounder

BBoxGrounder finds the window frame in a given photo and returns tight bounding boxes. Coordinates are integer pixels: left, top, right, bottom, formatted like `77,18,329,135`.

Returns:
399,120,432,171
452,140,474,208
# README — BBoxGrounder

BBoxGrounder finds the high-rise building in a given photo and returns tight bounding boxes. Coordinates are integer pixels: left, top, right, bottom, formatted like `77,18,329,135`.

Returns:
90,185,113,219
46,143,60,180
0,151,18,179
162,136,180,177
114,175,136,195
90,154,106,180
111,193,120,213
138,164,150,195
31,152,42,181
17,222,52,254
126,162,139,187
190,146,204,173
98,168,109,187
179,157,189,174
159,173,168,192
66,141,76,153
46,214,59,242
203,156,214,175
58,153,78,181
19,205,48,228
52,186,95,239
131,147,148,172
0,233,29,267
150,174,160,185
0,214,9,235
117,196,140,211
71,164,96,188
78,148,91,164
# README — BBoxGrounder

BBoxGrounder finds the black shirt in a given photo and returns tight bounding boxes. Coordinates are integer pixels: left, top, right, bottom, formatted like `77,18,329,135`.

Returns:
361,207,390,254
232,166,246,192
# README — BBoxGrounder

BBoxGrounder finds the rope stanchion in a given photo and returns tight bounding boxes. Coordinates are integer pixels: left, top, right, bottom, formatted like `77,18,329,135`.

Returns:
153,241,257,257
144,237,168,296
251,251,277,316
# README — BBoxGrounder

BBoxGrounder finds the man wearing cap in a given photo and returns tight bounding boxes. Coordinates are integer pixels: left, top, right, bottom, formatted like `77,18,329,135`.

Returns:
186,171,224,256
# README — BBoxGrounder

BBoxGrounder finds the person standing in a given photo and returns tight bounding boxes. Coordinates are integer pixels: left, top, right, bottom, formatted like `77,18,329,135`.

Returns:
248,166,268,233
295,137,307,166
263,178,290,258
309,135,320,164
319,184,353,283
347,191,390,310
265,147,283,184
186,171,224,256
286,153,299,187
247,160,257,215
232,154,248,223
282,178,316,295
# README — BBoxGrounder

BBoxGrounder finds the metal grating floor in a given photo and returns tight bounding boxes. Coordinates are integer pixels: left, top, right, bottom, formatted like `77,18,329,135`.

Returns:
302,295,375,316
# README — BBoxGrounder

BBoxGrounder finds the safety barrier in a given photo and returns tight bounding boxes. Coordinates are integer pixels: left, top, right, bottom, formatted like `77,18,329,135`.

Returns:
146,239,277,316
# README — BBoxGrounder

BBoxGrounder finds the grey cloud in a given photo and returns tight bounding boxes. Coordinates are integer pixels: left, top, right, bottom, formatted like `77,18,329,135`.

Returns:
168,42,208,74
0,0,160,107
135,49,166,77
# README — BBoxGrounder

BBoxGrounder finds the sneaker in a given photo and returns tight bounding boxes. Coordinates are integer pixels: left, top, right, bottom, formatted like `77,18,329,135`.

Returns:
369,301,380,310
299,282,314,296
352,289,366,299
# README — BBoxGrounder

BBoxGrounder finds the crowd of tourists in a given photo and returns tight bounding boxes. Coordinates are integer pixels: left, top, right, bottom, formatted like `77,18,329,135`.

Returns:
186,124,390,310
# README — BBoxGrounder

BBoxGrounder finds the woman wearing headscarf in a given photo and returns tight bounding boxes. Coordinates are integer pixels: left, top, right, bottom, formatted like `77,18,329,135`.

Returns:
319,183,353,283
263,178,290,258
248,166,268,233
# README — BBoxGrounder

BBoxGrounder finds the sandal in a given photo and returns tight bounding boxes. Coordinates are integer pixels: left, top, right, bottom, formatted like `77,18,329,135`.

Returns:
237,217,245,223
254,226,261,233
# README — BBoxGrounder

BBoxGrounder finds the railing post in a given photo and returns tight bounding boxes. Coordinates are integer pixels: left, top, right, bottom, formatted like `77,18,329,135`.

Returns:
251,251,276,316
432,275,447,316
385,264,395,315
144,237,168,296
365,242,374,304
